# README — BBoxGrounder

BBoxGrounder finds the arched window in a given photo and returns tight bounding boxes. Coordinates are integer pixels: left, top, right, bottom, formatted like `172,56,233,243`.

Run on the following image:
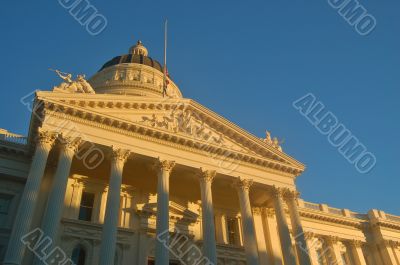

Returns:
71,246,86,265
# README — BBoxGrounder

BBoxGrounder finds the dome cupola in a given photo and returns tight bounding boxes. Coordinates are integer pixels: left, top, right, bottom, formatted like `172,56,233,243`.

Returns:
129,40,148,56
89,40,182,98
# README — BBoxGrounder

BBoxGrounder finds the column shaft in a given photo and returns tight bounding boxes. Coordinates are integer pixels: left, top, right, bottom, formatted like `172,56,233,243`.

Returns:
234,178,259,265
285,191,312,265
350,241,367,265
3,130,56,265
303,233,321,265
252,208,269,265
380,242,398,265
199,169,217,264
272,188,297,265
155,160,175,265
326,238,343,265
262,209,284,265
99,148,130,265
393,244,400,265
38,137,80,253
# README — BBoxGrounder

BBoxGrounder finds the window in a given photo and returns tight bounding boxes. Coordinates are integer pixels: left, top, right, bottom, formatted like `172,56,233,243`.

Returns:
226,217,239,245
0,194,13,226
78,192,95,221
71,246,86,265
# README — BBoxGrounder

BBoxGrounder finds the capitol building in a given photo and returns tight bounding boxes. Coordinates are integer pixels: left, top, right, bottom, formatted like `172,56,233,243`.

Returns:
0,41,399,265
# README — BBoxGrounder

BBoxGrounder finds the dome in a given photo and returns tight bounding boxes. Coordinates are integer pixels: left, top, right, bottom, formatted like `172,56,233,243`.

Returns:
98,53,163,73
99,40,162,73
89,41,182,98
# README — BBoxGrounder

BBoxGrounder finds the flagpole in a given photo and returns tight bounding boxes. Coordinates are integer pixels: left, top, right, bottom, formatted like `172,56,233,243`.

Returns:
163,19,168,97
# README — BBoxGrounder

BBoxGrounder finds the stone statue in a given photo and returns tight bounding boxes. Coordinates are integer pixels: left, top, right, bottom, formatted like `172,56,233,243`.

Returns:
54,69,73,83
263,130,283,151
264,130,272,144
76,74,95,94
50,69,95,94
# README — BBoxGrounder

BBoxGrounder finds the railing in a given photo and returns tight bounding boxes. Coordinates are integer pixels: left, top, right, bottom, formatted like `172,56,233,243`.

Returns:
0,130,28,145
349,212,368,220
328,207,343,215
302,201,371,221
304,202,321,211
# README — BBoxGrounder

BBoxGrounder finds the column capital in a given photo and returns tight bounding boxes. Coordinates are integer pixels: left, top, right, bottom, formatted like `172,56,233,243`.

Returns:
384,240,400,248
303,231,316,240
233,177,253,191
36,128,58,149
154,158,176,173
325,235,340,244
252,207,262,215
283,189,301,200
58,135,82,153
198,168,216,183
262,207,275,217
111,147,130,164
271,185,286,199
349,240,364,247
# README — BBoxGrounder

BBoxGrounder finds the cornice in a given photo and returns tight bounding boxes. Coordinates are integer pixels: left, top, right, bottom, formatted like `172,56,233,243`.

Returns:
35,95,302,177
299,207,364,228
373,219,400,230
35,91,305,172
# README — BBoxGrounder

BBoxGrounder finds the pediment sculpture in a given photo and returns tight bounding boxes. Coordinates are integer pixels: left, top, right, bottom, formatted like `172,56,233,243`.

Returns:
50,69,95,94
139,108,224,145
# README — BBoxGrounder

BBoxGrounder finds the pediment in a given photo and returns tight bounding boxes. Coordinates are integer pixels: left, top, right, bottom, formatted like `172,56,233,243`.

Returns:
33,91,304,176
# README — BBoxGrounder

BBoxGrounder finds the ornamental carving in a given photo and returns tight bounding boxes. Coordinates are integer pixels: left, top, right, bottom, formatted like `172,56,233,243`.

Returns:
303,231,316,240
36,128,58,148
233,177,253,191
272,186,286,199
58,135,82,153
349,240,364,247
198,168,216,183
139,108,224,146
154,159,176,173
111,147,130,164
385,240,400,248
252,207,262,215
263,208,275,217
325,236,340,244
283,189,300,200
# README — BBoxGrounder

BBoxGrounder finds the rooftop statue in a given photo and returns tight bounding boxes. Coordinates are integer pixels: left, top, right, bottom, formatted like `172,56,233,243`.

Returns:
50,69,95,94
263,130,283,151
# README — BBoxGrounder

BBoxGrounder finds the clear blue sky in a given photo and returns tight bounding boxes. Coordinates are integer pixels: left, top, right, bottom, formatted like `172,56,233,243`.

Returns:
0,1,398,215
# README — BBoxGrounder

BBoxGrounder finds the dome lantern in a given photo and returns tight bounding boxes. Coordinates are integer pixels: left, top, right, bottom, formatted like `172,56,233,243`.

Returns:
129,40,148,56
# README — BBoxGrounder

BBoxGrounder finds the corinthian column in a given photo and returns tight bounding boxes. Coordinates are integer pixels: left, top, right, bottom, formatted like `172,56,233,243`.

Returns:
285,189,312,265
272,186,297,265
37,136,81,257
3,129,57,265
303,232,321,265
99,148,130,265
349,240,367,265
198,168,217,264
380,240,399,265
233,177,259,265
154,159,175,265
42,135,81,242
